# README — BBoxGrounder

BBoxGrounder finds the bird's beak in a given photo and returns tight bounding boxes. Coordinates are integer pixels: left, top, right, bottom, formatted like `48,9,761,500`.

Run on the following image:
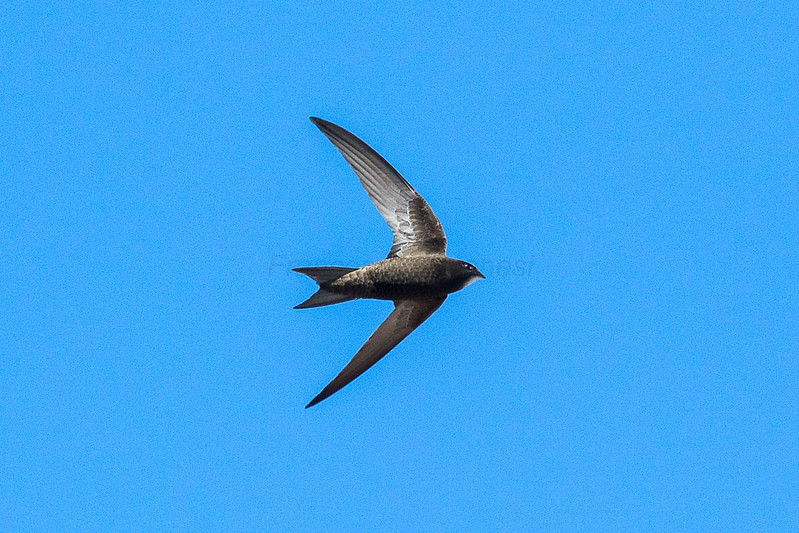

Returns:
475,268,486,279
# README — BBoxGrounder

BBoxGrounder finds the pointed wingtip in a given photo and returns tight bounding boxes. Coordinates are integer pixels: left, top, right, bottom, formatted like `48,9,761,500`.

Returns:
305,394,324,409
306,383,340,408
310,117,339,133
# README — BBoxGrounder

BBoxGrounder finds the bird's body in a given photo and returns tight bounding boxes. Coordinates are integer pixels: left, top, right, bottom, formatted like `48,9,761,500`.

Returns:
295,117,483,408
318,256,481,301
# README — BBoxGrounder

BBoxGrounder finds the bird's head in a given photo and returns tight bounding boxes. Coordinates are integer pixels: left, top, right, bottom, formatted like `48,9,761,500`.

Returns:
452,260,485,289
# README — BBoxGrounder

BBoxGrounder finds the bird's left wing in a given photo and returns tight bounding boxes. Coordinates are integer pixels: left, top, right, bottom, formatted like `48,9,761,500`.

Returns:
306,297,447,408
310,117,447,258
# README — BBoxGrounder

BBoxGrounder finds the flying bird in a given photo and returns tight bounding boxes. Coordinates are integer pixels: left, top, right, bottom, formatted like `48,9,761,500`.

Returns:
295,117,484,408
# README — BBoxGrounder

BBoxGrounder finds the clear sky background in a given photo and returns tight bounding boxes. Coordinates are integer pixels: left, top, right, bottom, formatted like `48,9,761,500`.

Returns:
2,1,797,531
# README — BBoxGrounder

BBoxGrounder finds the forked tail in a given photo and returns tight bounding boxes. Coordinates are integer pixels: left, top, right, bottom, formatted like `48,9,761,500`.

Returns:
292,267,358,309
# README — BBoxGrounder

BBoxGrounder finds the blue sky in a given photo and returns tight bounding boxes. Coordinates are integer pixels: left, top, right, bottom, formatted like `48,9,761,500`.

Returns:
2,1,798,530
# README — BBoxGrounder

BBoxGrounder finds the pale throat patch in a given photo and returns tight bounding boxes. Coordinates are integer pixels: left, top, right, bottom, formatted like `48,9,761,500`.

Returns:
462,275,483,288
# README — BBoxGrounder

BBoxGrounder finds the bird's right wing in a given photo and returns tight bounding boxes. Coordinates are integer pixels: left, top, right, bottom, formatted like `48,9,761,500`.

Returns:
310,117,447,258
306,297,447,408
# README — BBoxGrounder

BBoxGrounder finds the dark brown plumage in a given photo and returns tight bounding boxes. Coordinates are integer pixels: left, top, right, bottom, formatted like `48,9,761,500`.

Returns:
295,118,484,408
